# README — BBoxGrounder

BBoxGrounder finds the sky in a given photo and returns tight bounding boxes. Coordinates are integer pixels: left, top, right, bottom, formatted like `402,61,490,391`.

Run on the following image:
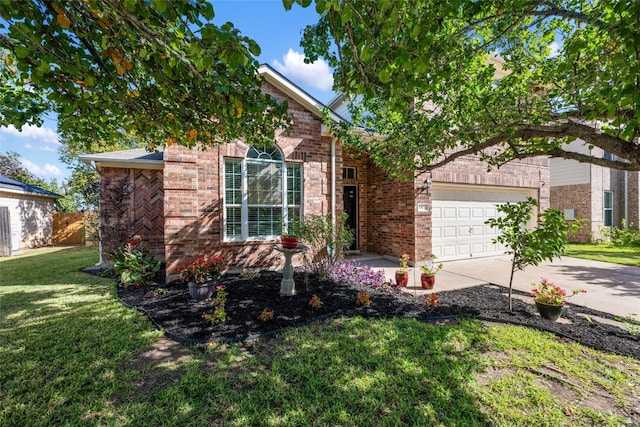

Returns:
0,0,334,183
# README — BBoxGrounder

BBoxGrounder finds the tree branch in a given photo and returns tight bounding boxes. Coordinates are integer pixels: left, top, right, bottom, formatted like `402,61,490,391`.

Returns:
421,121,640,171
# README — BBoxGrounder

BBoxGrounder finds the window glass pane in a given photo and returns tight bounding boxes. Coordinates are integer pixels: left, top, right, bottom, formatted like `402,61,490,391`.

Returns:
224,159,242,205
287,163,302,206
604,210,613,227
604,191,613,227
248,207,282,237
247,161,282,205
225,207,242,238
247,144,283,161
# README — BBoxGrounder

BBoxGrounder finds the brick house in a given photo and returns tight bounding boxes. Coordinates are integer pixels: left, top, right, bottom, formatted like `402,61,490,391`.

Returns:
550,141,640,242
82,65,549,276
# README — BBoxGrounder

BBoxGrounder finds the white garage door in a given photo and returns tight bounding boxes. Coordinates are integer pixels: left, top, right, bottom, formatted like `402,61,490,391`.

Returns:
431,185,537,261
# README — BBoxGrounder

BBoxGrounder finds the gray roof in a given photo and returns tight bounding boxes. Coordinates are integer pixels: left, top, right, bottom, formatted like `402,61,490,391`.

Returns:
80,148,164,164
0,174,62,198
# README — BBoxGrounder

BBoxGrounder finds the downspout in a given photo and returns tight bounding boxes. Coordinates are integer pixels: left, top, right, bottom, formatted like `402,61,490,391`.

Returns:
331,138,336,225
624,170,629,227
87,160,103,266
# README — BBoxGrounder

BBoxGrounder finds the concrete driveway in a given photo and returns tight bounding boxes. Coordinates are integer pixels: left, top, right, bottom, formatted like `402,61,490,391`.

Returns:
353,254,640,318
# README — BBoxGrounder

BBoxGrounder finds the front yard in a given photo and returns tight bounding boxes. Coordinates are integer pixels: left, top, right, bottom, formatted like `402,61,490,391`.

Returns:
565,243,640,267
1,247,639,426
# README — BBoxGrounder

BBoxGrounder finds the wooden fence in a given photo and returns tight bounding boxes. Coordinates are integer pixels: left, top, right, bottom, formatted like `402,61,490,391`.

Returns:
53,211,99,245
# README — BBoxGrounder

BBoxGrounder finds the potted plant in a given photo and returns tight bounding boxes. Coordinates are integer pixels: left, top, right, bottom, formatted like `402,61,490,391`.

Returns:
531,277,586,321
281,232,299,249
419,256,443,290
177,254,224,301
281,220,300,249
395,253,410,287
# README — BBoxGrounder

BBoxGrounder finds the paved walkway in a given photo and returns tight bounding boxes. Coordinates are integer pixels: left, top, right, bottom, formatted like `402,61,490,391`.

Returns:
351,254,640,318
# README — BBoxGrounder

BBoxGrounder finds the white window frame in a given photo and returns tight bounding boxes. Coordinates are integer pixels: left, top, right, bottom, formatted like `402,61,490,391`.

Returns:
223,146,302,242
603,191,613,227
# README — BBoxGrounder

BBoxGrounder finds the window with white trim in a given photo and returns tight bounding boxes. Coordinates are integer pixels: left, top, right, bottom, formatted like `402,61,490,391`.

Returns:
224,145,302,240
603,191,613,227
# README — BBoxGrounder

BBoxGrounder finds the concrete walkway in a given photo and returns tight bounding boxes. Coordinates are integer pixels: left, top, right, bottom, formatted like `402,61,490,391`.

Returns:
351,254,640,318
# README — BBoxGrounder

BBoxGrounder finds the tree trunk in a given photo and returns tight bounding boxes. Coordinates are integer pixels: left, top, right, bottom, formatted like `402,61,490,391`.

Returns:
508,261,516,311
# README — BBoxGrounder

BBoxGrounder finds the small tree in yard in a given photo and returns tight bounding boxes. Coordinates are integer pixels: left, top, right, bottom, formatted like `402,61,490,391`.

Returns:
486,197,575,311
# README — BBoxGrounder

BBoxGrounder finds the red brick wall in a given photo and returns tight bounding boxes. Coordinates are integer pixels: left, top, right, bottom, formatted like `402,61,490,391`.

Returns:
345,152,549,262
163,81,338,274
344,152,418,260
99,167,164,262
550,183,592,242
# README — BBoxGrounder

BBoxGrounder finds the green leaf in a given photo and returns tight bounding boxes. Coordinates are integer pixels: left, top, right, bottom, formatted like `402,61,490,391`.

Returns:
14,45,29,59
152,0,166,13
282,0,294,11
379,69,391,83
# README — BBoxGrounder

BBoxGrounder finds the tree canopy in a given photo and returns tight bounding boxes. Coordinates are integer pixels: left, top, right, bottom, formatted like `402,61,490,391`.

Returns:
0,0,290,151
294,0,640,173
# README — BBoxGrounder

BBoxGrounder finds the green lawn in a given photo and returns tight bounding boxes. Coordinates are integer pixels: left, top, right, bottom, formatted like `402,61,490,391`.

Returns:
565,243,640,267
1,247,639,426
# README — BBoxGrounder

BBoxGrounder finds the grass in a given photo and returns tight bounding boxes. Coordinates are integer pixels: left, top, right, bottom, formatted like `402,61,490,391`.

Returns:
1,247,639,426
565,243,640,267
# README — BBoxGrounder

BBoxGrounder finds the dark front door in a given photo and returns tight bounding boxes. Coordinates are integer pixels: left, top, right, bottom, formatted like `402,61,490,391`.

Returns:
343,185,358,251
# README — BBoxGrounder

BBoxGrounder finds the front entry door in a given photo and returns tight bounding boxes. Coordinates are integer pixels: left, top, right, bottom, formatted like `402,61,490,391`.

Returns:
343,185,358,251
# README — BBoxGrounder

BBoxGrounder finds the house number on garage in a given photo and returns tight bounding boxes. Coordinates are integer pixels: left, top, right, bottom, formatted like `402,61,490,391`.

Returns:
417,203,430,212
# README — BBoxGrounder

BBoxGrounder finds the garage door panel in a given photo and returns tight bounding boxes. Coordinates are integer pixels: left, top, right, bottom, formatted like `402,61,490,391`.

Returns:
443,207,457,218
443,226,456,238
432,186,535,261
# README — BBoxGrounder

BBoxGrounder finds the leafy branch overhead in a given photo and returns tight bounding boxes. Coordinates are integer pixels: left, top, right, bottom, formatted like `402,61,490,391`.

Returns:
294,0,640,173
0,0,290,150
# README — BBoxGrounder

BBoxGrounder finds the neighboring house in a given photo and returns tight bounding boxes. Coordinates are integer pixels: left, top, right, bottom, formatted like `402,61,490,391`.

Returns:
0,174,61,255
82,64,549,277
550,141,640,242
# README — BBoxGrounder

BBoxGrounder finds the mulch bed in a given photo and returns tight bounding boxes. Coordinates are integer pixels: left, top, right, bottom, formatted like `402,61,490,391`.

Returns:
113,270,640,359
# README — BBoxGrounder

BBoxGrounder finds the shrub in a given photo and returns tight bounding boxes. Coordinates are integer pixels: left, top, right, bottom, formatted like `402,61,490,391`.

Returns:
297,213,354,266
106,236,161,287
601,221,640,247
257,308,275,322
308,294,324,310
299,260,398,293
355,291,371,306
202,286,229,325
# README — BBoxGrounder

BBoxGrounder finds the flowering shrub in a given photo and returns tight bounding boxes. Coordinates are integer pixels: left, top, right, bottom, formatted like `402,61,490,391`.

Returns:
397,253,410,274
309,294,324,310
299,260,398,294
356,291,371,306
106,235,161,287
257,308,275,322
177,254,224,284
424,293,440,308
202,286,228,324
531,278,586,306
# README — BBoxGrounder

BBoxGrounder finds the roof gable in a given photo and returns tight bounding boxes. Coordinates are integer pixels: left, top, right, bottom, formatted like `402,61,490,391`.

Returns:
258,64,346,124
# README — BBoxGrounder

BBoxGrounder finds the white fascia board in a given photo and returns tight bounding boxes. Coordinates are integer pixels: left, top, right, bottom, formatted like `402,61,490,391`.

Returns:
258,65,345,124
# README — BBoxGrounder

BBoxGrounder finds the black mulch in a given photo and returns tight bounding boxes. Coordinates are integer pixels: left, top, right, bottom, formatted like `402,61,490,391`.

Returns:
115,271,639,359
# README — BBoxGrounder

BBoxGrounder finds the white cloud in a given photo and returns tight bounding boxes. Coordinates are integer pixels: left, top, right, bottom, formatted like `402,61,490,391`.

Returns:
549,41,561,57
271,49,334,92
21,158,62,177
24,143,33,149
0,124,60,145
39,145,55,152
